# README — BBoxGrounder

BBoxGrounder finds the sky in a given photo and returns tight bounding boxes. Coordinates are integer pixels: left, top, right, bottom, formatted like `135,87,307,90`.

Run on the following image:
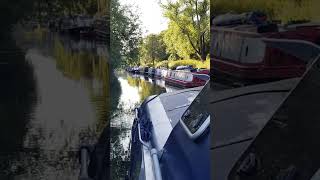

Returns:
119,0,168,36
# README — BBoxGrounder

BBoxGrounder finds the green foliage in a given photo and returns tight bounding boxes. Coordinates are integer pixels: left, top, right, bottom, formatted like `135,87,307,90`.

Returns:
211,0,320,23
139,32,169,66
154,59,209,69
155,60,169,68
163,22,195,59
111,0,142,68
168,59,209,69
1,0,110,35
32,0,108,18
162,0,210,60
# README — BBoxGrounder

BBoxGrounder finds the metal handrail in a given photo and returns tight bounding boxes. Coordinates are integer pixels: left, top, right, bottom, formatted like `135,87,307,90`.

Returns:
135,108,163,180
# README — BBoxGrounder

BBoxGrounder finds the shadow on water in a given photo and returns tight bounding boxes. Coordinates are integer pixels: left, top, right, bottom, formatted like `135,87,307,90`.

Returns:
0,37,38,179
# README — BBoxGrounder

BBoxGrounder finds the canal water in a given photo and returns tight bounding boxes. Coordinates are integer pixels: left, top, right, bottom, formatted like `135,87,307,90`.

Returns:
0,29,178,180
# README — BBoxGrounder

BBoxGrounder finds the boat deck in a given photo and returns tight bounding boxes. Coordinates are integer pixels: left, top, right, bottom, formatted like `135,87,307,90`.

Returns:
207,78,299,179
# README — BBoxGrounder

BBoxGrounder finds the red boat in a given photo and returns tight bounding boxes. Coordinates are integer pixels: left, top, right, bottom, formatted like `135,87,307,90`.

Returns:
211,13,320,85
164,70,210,88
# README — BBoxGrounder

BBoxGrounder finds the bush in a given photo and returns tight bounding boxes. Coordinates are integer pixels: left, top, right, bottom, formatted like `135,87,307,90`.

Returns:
155,60,169,68
168,59,210,69
139,59,210,69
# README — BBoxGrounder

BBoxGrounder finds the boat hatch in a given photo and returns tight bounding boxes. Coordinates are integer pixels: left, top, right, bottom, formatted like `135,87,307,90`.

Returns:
180,83,210,140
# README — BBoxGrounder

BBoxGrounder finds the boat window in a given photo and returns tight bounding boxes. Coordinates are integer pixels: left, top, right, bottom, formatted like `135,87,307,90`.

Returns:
221,32,243,61
240,37,266,63
211,30,224,57
181,83,210,139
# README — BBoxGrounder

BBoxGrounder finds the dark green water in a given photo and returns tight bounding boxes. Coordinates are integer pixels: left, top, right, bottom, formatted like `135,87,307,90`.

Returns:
0,30,172,180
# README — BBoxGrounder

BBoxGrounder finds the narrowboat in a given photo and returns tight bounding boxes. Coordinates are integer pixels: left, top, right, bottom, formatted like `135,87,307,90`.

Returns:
210,33,320,180
176,65,195,71
140,67,149,74
74,15,94,37
138,67,149,74
148,67,156,77
210,12,320,85
154,68,163,78
132,67,139,73
126,66,139,73
93,15,109,41
128,84,211,180
161,69,169,78
138,66,144,74
58,16,75,33
164,70,210,88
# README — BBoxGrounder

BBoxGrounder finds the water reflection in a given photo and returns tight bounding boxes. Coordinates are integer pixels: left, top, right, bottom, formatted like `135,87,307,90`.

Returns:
0,30,112,179
1,29,177,180
110,73,167,179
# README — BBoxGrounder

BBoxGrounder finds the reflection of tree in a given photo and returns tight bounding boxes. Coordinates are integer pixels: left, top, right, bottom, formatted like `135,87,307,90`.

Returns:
0,39,37,173
52,35,122,179
110,127,131,180
53,36,111,134
126,75,166,101
127,75,140,88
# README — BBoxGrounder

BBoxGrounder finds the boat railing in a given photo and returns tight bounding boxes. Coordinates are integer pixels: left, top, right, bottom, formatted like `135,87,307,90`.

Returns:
135,108,163,180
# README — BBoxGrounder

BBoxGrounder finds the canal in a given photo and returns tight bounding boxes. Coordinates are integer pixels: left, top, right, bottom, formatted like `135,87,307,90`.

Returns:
0,29,179,180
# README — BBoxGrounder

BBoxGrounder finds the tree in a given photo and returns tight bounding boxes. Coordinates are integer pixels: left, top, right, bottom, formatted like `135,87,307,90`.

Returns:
139,32,169,65
110,0,142,67
162,0,210,60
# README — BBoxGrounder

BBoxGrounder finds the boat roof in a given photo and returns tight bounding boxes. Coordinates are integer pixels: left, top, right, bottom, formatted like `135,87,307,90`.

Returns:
213,24,261,34
145,87,202,151
227,55,320,179
211,24,262,36
209,78,299,179
211,17,320,37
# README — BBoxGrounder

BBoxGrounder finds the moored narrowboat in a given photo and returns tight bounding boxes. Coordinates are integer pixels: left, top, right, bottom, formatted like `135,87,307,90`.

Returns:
138,66,149,74
211,12,320,85
165,70,210,88
211,37,320,180
148,67,156,77
161,69,168,78
154,68,163,78
93,15,109,41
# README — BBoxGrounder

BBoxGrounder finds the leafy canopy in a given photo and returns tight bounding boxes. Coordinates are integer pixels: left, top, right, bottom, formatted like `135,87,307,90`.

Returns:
110,0,142,68
139,32,168,65
161,0,210,60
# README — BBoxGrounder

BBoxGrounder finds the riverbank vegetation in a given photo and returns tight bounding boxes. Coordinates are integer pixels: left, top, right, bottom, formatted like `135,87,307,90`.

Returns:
113,0,210,69
211,0,320,23
110,0,142,68
1,0,109,36
28,0,108,22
